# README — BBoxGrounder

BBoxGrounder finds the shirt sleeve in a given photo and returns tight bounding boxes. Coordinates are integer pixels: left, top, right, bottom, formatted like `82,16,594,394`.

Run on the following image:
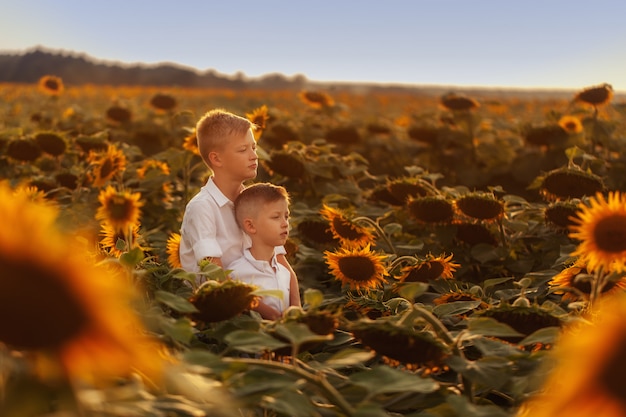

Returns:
182,200,223,262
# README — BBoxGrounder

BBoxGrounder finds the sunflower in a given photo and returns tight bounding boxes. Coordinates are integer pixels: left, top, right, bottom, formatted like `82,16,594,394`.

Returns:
387,177,436,204
406,125,440,146
440,92,479,111
100,223,141,257
545,200,582,230
34,132,67,157
299,90,335,108
96,186,143,231
539,167,605,201
149,93,177,111
350,319,450,372
558,115,584,134
38,75,64,96
550,259,626,302
190,279,259,324
246,105,270,140
11,184,50,206
166,232,182,269
407,196,455,224
296,219,338,246
182,128,201,156
55,171,79,190
106,105,132,124
453,221,498,246
319,205,375,248
264,151,307,179
0,182,169,385
523,124,569,147
325,126,362,145
433,291,489,310
454,192,504,221
324,244,388,291
87,145,127,187
517,292,626,417
396,254,460,283
569,192,626,273
478,303,562,344
574,83,613,107
137,159,171,178
6,138,42,162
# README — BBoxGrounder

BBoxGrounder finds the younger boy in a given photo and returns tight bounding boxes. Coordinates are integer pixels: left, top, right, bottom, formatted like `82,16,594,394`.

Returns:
227,183,300,320
179,109,297,292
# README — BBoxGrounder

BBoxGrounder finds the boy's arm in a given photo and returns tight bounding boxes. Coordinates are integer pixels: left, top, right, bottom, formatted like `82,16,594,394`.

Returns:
277,253,301,307
253,300,282,320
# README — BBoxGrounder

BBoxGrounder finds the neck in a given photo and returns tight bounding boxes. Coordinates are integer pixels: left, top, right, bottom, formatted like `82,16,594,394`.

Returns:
248,243,275,263
212,175,244,202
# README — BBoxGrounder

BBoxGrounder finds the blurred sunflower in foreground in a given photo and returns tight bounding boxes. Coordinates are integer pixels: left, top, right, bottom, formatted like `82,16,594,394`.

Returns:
569,191,626,274
517,292,626,417
0,182,171,387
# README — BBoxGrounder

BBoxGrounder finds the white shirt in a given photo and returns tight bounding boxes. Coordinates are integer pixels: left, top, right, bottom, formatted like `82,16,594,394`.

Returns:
179,177,285,281
226,249,291,313
179,177,247,275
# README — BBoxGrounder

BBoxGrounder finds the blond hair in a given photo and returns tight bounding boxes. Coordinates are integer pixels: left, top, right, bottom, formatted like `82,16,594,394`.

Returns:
195,109,256,167
234,183,290,227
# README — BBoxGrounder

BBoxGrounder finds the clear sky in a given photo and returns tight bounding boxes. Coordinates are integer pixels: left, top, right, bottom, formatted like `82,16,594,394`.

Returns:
2,0,626,91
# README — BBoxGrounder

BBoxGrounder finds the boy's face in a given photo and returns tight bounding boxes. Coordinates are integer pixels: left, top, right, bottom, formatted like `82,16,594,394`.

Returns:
213,129,258,181
249,199,290,247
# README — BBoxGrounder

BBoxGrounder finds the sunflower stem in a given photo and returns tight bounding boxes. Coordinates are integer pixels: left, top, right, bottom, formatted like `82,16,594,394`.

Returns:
353,216,397,255
403,304,455,347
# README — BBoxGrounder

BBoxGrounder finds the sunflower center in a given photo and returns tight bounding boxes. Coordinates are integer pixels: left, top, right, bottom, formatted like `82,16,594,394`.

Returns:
333,217,366,240
593,215,626,253
0,256,89,350
338,256,376,281
108,197,133,221
99,158,116,180
598,331,626,403
404,262,445,282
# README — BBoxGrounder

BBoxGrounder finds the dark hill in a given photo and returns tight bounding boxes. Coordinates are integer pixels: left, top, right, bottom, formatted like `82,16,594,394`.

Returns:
0,48,308,90
0,47,597,100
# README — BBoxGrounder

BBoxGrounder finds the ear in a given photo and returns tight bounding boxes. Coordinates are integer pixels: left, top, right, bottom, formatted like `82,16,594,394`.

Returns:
208,151,221,167
242,218,256,234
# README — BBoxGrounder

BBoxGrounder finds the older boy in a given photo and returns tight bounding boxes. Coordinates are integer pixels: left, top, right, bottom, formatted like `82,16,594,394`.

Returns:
228,183,300,319
179,109,298,299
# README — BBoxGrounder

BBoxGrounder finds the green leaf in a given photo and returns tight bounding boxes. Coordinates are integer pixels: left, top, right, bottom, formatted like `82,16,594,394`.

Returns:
155,290,198,313
258,389,318,417
119,247,145,267
446,356,513,390
394,281,429,301
273,322,333,349
324,348,375,368
446,395,510,417
159,316,195,344
382,222,403,236
303,288,324,309
519,326,561,346
482,276,515,291
350,366,439,396
433,300,483,317
466,317,524,338
224,330,289,353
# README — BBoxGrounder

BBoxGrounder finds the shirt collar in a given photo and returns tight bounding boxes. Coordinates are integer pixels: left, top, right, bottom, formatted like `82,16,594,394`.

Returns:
205,177,231,207
243,248,278,273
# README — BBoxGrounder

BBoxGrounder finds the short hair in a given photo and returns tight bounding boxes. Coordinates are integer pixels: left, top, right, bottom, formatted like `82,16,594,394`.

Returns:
195,108,256,167
234,183,290,227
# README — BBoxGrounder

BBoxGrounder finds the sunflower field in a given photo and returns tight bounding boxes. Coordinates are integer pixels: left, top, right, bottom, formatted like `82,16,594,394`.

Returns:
2,77,626,417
